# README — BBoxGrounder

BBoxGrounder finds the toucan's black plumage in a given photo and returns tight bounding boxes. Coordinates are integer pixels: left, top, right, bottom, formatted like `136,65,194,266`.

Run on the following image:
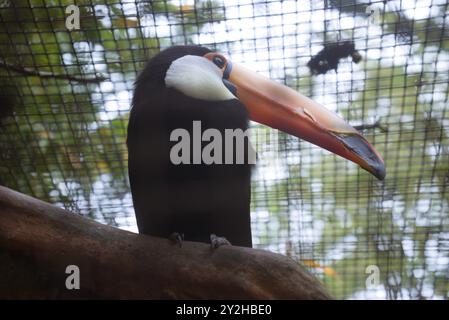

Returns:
128,46,253,247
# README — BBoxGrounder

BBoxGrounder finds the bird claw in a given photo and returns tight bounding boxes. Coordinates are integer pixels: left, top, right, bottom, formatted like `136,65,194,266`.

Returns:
169,232,184,247
210,234,231,249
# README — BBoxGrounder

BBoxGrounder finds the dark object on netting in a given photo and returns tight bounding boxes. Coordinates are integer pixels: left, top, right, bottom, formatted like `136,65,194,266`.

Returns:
307,41,362,75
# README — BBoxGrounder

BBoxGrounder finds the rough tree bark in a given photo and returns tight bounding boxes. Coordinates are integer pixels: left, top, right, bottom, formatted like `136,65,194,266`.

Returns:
0,185,332,299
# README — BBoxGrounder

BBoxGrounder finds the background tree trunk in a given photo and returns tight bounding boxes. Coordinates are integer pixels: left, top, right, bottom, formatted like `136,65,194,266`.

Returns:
0,185,332,299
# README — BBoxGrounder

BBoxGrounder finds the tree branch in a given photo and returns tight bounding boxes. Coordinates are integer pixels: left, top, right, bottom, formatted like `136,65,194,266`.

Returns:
0,60,107,84
0,185,332,299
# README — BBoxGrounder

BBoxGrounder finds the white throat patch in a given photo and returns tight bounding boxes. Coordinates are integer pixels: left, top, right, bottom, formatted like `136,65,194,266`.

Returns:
164,55,236,101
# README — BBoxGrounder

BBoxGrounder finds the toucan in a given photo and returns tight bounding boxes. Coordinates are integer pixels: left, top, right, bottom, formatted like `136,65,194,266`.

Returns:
127,45,385,248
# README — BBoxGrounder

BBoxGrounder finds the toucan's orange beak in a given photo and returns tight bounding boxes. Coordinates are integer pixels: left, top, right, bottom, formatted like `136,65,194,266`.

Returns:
205,53,385,180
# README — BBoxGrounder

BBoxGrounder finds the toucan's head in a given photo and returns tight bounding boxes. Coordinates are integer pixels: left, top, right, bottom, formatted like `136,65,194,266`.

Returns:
137,45,385,180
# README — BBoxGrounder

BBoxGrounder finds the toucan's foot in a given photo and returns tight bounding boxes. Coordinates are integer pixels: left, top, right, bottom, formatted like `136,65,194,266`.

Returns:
169,232,184,247
210,234,231,249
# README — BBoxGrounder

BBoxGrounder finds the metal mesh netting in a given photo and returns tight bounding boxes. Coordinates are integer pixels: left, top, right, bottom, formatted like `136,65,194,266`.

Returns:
0,0,448,299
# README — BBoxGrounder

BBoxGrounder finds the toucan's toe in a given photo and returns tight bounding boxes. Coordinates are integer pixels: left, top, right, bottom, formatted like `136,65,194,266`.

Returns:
210,234,231,249
169,232,184,247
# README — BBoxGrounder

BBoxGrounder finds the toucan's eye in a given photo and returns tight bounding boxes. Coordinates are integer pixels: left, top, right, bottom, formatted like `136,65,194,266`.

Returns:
212,55,225,69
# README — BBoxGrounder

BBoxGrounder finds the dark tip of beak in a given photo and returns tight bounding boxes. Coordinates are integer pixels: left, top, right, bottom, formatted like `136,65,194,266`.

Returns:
368,160,386,181
334,134,386,180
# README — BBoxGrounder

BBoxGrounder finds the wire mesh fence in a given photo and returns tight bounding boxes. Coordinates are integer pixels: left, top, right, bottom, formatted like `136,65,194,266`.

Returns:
0,0,448,299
